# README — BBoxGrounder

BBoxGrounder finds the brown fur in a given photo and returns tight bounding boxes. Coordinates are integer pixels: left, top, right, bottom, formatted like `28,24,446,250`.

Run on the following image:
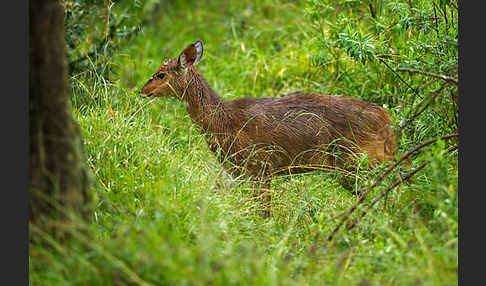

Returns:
140,41,397,186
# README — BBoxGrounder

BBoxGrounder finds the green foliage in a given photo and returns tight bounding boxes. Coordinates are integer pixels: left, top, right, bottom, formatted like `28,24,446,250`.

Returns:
62,0,145,78
30,0,457,285
305,0,458,143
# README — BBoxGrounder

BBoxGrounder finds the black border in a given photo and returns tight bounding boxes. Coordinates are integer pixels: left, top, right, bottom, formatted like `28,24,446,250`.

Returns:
3,0,29,285
458,1,480,285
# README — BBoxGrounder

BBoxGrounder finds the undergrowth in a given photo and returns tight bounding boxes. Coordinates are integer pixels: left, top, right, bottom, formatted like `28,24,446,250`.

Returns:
30,0,458,285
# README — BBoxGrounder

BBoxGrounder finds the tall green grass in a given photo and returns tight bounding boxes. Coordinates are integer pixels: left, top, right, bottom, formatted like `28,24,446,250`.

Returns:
30,0,457,285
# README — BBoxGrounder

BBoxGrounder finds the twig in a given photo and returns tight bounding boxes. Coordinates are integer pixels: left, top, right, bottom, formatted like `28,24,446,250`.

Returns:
368,3,376,19
441,2,449,27
393,67,458,85
327,133,458,241
373,21,398,41
378,58,420,99
451,1,458,10
398,133,458,166
447,145,458,153
432,2,440,35
399,83,446,131
345,162,427,231
359,163,426,220
396,78,438,116
440,39,458,47
349,142,459,231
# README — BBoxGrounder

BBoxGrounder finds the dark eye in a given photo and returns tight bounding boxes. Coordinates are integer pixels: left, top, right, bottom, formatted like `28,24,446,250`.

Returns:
156,73,165,79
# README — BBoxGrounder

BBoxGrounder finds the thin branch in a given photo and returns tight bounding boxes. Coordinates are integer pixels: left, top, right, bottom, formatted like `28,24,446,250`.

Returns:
432,2,440,35
396,78,438,116
451,1,458,10
368,3,376,19
344,163,427,231
348,142,459,231
378,58,420,98
399,83,446,131
441,2,449,27
373,21,398,41
439,39,458,47
327,133,458,241
399,133,458,164
359,163,426,219
393,67,458,85
447,145,458,153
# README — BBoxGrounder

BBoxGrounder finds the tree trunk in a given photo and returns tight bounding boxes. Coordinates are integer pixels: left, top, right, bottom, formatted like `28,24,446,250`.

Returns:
29,0,92,230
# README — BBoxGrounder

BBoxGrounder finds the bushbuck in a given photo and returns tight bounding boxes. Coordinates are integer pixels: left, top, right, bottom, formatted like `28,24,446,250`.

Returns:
140,41,397,214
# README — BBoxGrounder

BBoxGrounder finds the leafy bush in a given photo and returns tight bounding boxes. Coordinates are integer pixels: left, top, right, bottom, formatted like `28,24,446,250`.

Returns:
305,0,458,144
62,0,147,79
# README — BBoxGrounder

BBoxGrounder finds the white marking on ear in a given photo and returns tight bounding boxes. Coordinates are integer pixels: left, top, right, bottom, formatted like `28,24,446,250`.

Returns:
178,41,204,69
193,41,203,65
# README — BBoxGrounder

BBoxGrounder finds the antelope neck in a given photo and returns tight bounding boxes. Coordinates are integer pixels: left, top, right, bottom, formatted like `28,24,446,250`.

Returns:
182,70,228,133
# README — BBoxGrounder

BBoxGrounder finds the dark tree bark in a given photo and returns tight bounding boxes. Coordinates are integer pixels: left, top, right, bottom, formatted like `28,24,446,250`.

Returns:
29,0,92,230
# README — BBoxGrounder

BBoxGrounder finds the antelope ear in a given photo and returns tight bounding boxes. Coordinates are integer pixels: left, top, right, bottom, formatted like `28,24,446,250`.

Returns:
178,40,203,69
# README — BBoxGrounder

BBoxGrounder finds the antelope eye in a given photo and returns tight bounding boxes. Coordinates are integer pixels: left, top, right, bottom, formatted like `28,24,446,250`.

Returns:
156,73,165,80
